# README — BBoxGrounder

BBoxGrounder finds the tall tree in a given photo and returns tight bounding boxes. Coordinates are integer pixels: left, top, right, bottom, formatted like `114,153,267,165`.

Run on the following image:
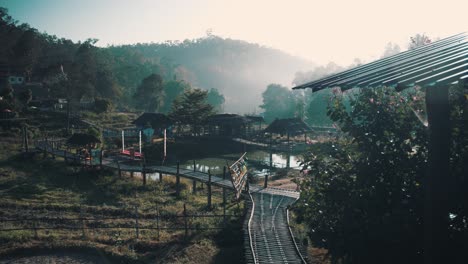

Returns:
207,88,225,113
133,73,164,112
298,87,429,263
381,42,401,58
169,88,213,135
260,84,295,123
160,79,190,113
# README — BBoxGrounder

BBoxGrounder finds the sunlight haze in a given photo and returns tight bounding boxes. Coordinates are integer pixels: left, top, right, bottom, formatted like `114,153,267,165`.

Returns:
2,0,467,66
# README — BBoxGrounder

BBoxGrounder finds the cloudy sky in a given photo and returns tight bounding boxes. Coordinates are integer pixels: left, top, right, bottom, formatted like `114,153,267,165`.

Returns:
2,0,466,66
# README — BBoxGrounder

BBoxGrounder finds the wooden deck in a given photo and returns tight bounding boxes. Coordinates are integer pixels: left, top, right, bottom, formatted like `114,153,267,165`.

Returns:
35,140,299,199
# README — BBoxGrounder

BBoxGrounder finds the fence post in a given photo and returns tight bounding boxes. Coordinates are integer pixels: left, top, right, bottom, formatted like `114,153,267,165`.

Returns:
208,170,212,210
42,137,47,159
183,203,188,240
156,209,160,241
116,161,121,178
142,165,146,186
100,150,103,169
33,220,38,239
223,166,227,225
80,205,86,238
264,174,269,188
135,205,139,239
24,126,29,152
192,161,197,194
176,162,180,196
159,172,162,182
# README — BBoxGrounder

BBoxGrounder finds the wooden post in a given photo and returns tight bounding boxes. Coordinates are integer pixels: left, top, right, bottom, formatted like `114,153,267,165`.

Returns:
264,173,269,188
99,150,103,169
135,205,139,239
159,172,162,182
80,205,85,238
24,127,29,152
183,203,188,240
33,220,38,239
223,166,227,226
156,209,160,241
193,160,196,172
43,137,47,159
117,161,121,178
208,170,212,210
192,180,197,194
176,162,180,196
424,85,451,264
142,165,146,186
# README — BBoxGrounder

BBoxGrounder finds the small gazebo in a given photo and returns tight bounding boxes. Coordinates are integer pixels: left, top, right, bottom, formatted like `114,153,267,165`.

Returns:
206,114,253,137
133,112,172,131
67,133,101,147
66,133,102,165
264,118,311,144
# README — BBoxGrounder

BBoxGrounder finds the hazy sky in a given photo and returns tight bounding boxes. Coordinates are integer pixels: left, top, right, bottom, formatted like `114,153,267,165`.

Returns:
1,0,467,66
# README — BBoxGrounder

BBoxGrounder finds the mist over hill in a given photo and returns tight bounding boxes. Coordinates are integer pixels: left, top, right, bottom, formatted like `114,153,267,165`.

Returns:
1,6,316,114
114,36,315,113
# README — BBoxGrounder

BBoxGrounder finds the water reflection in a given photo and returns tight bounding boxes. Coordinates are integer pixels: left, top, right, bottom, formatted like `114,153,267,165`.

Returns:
180,150,302,178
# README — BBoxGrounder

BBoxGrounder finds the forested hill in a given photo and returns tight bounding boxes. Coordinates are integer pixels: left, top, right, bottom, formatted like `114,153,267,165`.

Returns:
0,7,314,114
112,37,315,113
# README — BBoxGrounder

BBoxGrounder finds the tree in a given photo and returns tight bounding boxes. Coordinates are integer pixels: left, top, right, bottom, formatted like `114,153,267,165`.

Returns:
408,33,432,50
381,42,401,58
0,79,14,110
18,88,32,110
160,79,190,113
94,98,113,114
133,73,164,112
207,88,225,112
260,84,295,123
297,87,429,263
169,88,213,135
305,89,334,126
95,71,122,101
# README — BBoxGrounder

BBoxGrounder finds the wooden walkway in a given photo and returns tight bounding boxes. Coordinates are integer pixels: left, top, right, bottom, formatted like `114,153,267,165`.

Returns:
35,140,299,199
35,140,305,263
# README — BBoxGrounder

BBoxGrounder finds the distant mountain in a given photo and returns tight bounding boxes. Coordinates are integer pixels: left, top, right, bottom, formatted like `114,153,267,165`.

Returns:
114,36,315,113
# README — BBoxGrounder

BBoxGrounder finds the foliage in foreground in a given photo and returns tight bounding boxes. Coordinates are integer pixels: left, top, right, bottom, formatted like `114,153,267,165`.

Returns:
296,84,467,263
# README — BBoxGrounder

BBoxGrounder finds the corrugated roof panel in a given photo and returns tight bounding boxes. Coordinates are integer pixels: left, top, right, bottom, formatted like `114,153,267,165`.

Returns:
293,32,468,91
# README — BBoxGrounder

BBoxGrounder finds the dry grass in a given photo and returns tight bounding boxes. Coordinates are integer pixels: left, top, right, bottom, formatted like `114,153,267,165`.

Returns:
0,134,244,263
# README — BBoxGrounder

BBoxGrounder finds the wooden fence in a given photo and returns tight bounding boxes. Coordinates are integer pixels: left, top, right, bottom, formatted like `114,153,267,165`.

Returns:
0,203,244,241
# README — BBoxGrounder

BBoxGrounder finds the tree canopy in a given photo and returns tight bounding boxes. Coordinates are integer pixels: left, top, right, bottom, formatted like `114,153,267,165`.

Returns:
169,88,214,134
206,88,225,112
296,83,468,263
133,73,164,112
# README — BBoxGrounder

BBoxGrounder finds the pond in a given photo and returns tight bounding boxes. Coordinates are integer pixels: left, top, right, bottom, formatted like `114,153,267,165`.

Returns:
178,150,303,178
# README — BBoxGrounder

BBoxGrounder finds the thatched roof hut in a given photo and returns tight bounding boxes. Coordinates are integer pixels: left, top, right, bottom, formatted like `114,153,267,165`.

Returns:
265,118,311,136
133,113,172,129
206,114,252,126
206,114,256,137
245,115,265,123
67,133,101,146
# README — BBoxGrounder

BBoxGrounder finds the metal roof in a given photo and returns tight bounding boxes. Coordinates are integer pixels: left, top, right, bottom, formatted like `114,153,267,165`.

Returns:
293,32,468,92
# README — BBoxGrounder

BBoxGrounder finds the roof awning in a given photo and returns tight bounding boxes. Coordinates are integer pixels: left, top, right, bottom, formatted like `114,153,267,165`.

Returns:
293,32,467,92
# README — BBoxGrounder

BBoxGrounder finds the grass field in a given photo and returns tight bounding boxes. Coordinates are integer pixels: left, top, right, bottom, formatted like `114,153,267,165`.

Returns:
0,137,244,263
